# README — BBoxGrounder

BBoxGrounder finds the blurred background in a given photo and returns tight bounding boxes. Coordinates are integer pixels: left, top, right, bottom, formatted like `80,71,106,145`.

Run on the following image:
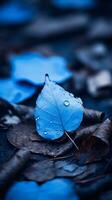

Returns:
0,1,112,200
0,0,112,117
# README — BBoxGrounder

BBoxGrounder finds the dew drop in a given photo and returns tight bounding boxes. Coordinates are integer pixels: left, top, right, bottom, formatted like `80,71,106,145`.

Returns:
44,131,47,135
36,116,39,121
76,98,83,104
69,93,74,97
64,100,70,107
50,121,53,124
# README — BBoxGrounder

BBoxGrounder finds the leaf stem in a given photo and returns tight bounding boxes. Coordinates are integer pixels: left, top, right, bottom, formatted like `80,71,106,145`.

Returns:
65,131,79,150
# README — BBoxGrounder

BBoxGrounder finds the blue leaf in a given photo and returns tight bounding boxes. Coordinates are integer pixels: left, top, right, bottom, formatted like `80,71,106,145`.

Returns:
0,79,35,103
0,3,34,25
38,179,79,200
5,179,78,200
11,52,72,85
35,75,84,140
52,0,95,9
5,181,39,200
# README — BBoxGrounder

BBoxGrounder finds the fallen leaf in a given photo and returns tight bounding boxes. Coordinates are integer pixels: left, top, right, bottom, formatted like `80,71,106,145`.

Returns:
0,2,34,26
55,158,87,178
93,119,112,145
0,79,36,103
55,159,107,181
37,179,78,200
11,53,72,85
38,178,78,200
75,119,112,164
83,108,105,125
76,124,99,139
5,179,78,200
35,75,84,140
5,181,39,200
23,154,108,182
24,160,55,182
7,121,75,157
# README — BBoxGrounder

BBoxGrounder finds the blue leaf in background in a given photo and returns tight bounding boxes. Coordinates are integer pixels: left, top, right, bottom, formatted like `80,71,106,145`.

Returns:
52,0,95,9
0,79,35,103
11,52,72,85
5,179,78,200
35,75,84,140
0,2,34,25
38,179,79,200
5,181,39,200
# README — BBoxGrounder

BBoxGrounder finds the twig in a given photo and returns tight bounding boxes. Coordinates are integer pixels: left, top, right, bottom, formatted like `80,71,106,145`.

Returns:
65,131,79,150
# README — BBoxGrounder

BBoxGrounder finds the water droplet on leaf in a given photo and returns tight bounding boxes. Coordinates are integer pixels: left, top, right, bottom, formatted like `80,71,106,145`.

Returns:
36,116,39,121
35,75,84,140
44,131,47,135
69,93,74,97
64,100,70,107
76,98,83,104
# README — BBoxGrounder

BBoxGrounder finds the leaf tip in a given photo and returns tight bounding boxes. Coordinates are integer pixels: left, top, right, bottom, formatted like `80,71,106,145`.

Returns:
45,74,50,83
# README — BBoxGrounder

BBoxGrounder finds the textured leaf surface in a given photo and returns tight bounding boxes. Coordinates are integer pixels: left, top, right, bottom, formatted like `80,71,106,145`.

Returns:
0,131,16,165
35,75,84,140
11,53,72,85
24,160,55,182
0,79,35,103
75,119,112,164
24,154,106,183
7,121,74,157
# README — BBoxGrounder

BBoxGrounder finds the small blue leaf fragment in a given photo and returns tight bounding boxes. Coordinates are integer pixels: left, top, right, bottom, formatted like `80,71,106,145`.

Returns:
52,0,95,9
38,179,79,200
11,52,72,85
5,181,39,200
35,75,84,140
0,2,34,25
0,79,35,103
